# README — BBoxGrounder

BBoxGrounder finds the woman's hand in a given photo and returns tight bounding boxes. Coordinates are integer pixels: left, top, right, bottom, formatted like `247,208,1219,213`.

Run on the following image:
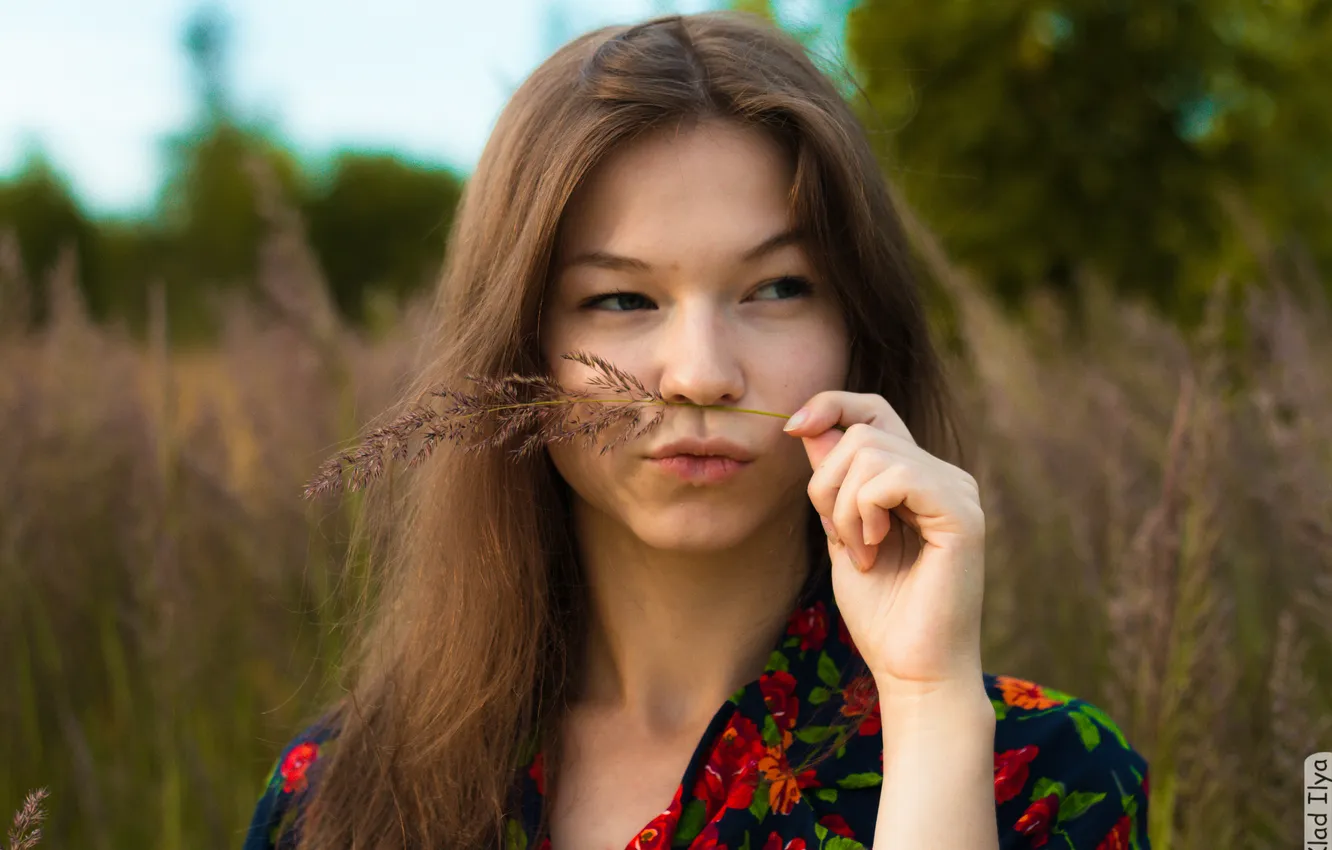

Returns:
784,391,987,700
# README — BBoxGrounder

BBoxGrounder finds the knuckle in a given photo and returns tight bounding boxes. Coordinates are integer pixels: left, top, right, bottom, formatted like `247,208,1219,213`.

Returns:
806,480,833,515
844,422,874,443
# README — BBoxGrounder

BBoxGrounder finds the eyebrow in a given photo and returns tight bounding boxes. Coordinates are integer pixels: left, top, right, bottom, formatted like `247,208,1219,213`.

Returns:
559,227,805,273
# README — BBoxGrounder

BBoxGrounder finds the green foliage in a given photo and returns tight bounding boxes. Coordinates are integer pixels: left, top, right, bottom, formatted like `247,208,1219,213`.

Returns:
304,152,462,323
0,3,464,343
0,151,97,326
845,0,1332,322
155,120,306,337
0,119,462,343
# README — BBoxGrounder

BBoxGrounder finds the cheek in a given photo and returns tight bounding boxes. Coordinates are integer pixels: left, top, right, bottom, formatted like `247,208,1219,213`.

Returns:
545,440,624,509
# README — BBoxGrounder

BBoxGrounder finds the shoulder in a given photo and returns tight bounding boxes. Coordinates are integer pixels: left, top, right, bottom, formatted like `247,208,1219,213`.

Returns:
985,672,1151,850
242,709,345,850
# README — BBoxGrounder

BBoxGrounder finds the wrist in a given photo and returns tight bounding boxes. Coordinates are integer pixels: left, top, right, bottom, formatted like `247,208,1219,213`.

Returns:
872,677,994,740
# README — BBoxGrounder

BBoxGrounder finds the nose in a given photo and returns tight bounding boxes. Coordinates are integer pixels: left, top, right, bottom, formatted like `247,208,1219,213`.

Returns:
654,299,746,410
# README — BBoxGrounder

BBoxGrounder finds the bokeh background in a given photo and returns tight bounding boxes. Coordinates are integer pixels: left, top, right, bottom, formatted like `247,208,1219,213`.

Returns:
1,0,1329,847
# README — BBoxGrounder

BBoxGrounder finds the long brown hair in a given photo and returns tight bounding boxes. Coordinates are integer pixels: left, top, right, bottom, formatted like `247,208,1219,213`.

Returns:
299,10,963,848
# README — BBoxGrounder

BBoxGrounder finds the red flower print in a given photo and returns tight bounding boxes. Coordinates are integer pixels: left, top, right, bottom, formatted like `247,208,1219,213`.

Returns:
1095,815,1132,850
279,741,319,794
839,675,881,736
633,824,669,850
786,601,828,651
996,676,1064,710
1141,770,1150,798
1014,793,1061,848
784,841,807,850
691,822,727,850
993,745,1040,804
836,615,860,658
819,814,855,838
760,670,800,731
633,787,683,850
695,714,765,816
529,750,546,796
536,839,552,850
763,833,783,850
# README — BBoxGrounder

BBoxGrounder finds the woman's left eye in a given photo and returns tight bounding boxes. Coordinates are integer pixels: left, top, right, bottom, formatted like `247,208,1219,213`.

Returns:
580,276,813,311
751,275,814,301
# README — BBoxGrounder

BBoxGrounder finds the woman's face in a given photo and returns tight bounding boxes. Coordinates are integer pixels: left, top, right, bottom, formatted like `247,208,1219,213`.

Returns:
539,117,850,555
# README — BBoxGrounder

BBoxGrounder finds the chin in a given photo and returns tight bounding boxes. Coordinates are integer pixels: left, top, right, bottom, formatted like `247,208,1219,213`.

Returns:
629,512,754,552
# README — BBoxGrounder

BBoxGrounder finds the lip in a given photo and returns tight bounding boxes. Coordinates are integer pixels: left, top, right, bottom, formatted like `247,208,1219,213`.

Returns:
647,437,756,462
649,455,750,484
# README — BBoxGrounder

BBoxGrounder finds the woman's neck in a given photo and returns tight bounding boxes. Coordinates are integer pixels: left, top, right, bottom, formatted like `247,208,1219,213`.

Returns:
569,498,811,737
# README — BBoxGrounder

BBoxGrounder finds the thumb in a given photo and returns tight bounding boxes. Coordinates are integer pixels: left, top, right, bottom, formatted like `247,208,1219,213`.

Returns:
783,409,846,470
796,429,843,472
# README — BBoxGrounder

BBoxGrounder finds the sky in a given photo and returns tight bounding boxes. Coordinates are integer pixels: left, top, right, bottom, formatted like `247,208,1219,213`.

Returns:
0,0,744,217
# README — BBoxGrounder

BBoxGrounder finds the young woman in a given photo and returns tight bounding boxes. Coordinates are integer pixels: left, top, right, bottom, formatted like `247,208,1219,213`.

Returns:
244,11,1150,850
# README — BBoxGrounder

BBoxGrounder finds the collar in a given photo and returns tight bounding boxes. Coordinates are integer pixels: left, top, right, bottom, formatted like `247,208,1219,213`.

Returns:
517,568,885,846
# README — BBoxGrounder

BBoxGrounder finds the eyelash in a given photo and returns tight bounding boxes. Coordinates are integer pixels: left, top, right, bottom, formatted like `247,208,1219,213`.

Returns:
578,276,815,311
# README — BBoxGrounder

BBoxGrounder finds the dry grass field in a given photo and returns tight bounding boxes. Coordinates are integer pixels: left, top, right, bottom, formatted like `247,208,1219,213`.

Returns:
2,196,1328,848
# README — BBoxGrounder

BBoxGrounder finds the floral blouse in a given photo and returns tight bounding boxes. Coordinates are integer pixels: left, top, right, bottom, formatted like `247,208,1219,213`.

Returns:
243,572,1151,850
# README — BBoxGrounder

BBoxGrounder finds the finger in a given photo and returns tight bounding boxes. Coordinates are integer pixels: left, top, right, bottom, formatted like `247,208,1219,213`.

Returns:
783,390,917,461
862,494,892,547
806,429,871,519
798,420,922,488
806,425,916,517
858,467,983,544
831,450,897,571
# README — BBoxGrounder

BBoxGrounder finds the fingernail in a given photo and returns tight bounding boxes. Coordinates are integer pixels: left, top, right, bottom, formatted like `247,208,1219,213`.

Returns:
784,408,809,432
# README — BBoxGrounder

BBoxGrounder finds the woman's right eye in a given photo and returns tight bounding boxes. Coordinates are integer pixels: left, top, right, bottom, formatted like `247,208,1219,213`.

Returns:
580,290,655,311
580,277,813,312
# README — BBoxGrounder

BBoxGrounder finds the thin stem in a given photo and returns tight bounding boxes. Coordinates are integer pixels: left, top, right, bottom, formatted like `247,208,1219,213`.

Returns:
446,396,798,423
304,350,849,498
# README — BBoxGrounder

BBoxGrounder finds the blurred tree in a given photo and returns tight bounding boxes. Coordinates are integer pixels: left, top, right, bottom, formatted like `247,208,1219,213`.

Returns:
844,0,1332,323
303,153,462,323
153,5,307,340
0,149,98,327
0,3,468,340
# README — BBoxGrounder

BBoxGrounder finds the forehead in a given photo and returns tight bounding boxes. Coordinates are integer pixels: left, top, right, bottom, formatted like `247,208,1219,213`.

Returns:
555,118,798,264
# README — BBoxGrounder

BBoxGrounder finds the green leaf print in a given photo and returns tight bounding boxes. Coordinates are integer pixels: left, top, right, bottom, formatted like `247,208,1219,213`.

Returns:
263,758,280,791
1056,790,1106,822
515,728,541,765
1111,769,1140,819
809,686,831,705
795,725,837,744
762,714,782,747
505,818,527,850
1031,777,1067,801
836,772,883,789
991,698,1008,721
767,650,790,673
1041,686,1076,703
673,799,706,845
814,788,839,803
1077,702,1130,749
825,837,861,850
1069,708,1101,751
817,652,841,688
749,787,771,819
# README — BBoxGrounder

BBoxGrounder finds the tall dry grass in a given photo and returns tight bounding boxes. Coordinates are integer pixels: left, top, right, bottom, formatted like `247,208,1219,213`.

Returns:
1,184,1328,848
